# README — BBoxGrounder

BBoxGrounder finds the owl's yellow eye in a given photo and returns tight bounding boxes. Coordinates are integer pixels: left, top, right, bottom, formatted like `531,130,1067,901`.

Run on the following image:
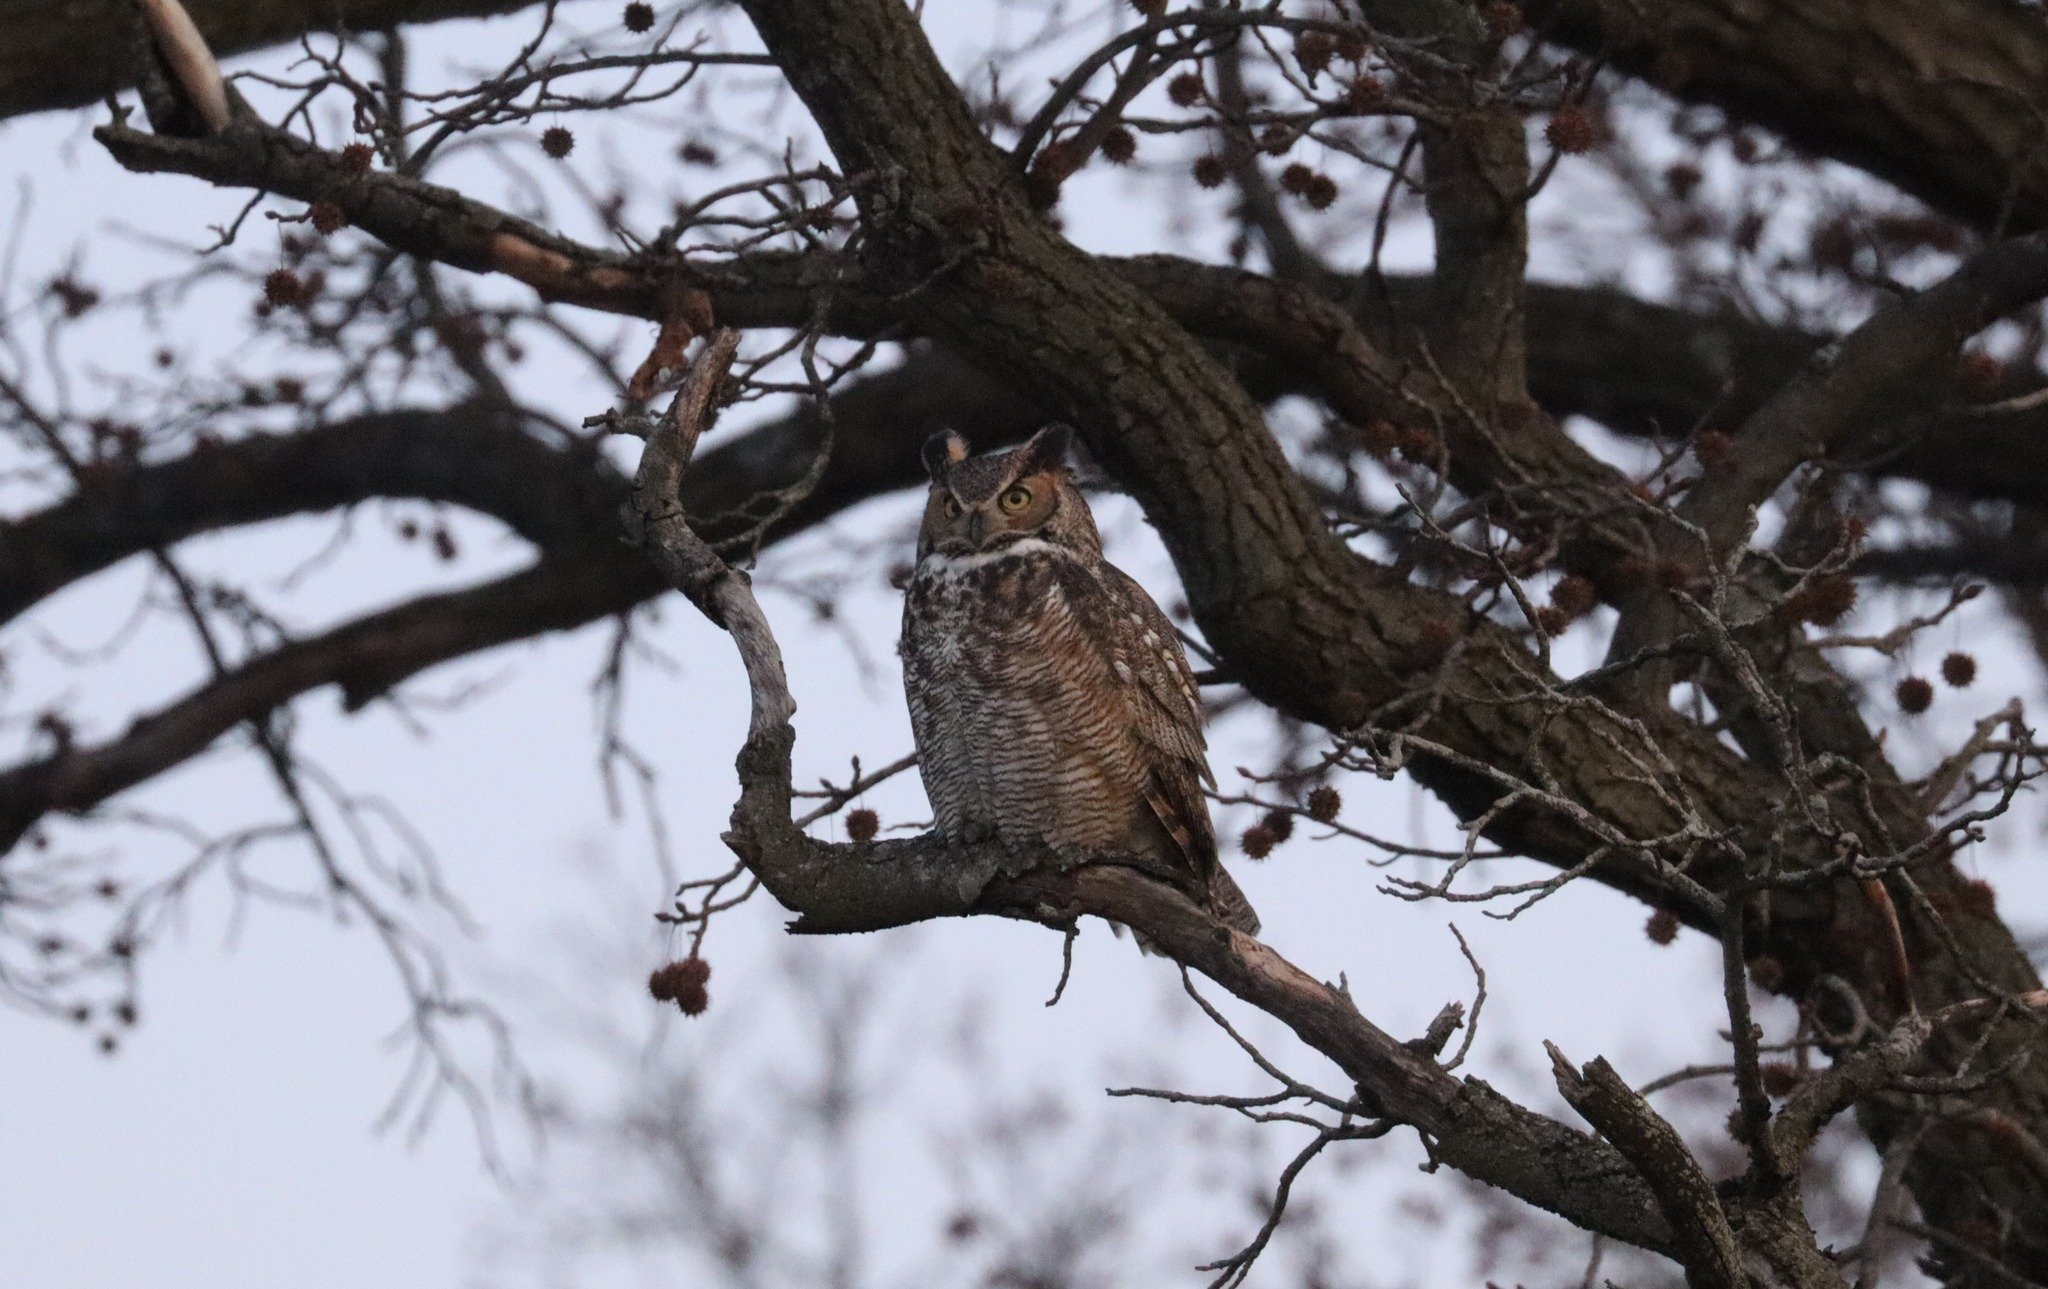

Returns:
941,495,961,518
998,485,1034,513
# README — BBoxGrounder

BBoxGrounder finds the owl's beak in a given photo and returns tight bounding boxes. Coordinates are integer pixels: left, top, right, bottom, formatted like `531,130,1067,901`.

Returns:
966,509,988,547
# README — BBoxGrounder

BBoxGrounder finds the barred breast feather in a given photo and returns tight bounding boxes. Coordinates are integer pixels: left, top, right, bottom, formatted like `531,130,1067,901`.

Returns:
900,542,1257,934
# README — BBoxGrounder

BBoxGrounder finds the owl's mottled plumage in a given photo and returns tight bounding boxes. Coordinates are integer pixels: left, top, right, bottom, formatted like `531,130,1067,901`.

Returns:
899,425,1259,936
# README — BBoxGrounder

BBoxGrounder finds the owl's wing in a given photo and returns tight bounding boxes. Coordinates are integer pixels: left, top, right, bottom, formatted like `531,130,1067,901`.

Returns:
1096,564,1218,876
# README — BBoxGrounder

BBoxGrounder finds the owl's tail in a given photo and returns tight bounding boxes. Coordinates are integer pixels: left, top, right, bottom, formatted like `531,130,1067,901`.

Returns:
1122,863,1260,954
1205,864,1261,937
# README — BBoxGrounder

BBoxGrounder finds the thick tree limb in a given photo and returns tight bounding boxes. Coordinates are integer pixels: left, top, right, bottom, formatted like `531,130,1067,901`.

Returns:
20,0,2048,255
93,108,2048,522
1685,232,2048,554
1528,0,2048,235
0,0,538,122
0,552,658,852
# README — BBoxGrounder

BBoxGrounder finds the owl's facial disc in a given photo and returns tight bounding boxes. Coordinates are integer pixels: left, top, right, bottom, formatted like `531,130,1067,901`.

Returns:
922,476,1058,556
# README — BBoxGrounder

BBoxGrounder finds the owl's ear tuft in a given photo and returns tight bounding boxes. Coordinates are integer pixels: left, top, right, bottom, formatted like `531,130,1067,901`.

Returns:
1017,423,1074,476
921,430,969,482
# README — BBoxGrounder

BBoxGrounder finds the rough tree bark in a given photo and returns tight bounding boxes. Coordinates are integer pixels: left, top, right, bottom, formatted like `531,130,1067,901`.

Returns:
0,0,535,121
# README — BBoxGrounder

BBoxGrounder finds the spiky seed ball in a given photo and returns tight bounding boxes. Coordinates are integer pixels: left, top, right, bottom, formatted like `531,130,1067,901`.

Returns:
1257,124,1293,155
845,808,879,843
1279,162,1315,194
1664,161,1703,199
309,201,346,235
1129,0,1166,14
1191,154,1227,188
1483,1,1524,38
1343,76,1386,112
1023,171,1063,210
1749,955,1785,991
113,1000,137,1027
1358,418,1401,458
1652,48,1692,90
1033,141,1081,182
1789,575,1857,627
1534,605,1571,636
679,140,718,165
1761,1062,1804,1098
1099,126,1137,165
339,142,375,174
1415,617,1460,661
1694,428,1734,467
1645,908,1680,945
1334,31,1368,62
1306,785,1342,823
1240,822,1278,859
1167,71,1206,107
263,268,305,307
652,956,711,1014
1545,107,1601,154
1957,351,2005,396
1807,217,1859,273
623,2,655,32
1303,173,1339,210
1295,32,1335,77
676,979,709,1016
540,125,575,159
1609,555,1651,590
1261,808,1295,844
1396,424,1440,460
648,963,679,1001
1896,675,1934,715
1957,878,1998,917
1942,652,1978,688
1551,574,1599,621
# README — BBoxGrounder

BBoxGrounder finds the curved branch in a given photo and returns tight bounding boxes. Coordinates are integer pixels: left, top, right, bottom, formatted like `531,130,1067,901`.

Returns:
0,405,612,626
0,1,542,122
0,551,659,852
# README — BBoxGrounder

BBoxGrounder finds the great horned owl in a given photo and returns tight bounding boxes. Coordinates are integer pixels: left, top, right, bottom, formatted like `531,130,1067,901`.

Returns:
899,425,1259,936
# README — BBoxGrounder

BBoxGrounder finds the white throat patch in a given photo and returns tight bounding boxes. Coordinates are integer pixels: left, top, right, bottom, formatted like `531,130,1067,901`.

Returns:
916,537,1071,577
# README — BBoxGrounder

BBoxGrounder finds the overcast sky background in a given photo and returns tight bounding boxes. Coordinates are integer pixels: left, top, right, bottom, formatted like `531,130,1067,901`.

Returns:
1,4,2044,1287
